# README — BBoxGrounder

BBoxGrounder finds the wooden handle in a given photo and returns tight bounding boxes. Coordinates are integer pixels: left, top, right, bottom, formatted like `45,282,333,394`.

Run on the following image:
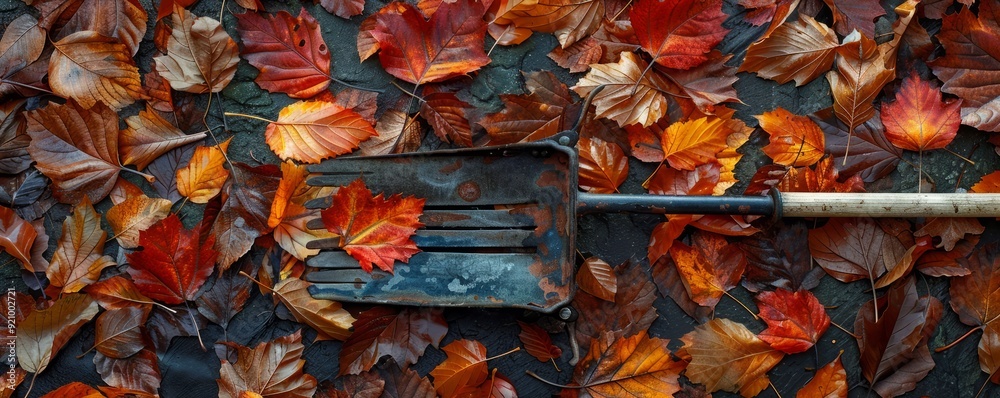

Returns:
780,192,1000,218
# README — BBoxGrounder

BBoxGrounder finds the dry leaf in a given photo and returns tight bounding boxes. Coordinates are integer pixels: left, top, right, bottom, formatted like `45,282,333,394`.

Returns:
268,277,356,341
155,6,239,93
120,107,206,171
757,107,826,167
880,72,962,151
339,306,447,375
0,204,35,271
576,257,617,302
47,198,116,294
16,294,100,375
429,339,489,398
50,31,145,110
741,15,838,86
176,138,231,203
572,52,669,128
517,321,561,363
106,190,173,249
217,330,318,398
826,31,894,134
756,289,831,354
797,353,848,398
235,9,332,99
265,101,376,163
630,0,728,69
680,318,784,396
577,136,628,194
126,214,216,305
567,331,684,397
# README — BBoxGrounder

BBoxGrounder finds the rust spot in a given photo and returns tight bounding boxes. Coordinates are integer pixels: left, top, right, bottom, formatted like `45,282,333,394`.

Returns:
439,159,463,174
456,180,481,202
423,212,472,225
353,278,364,289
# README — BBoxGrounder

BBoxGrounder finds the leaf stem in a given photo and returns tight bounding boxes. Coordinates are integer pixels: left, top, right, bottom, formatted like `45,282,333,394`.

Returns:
525,370,579,389
770,381,784,398
329,75,385,93
723,290,758,320
484,346,521,362
550,357,561,372
119,166,156,183
390,81,425,103
830,320,859,339
1,79,54,95
935,326,982,353
224,112,276,124
186,301,206,352
943,147,976,166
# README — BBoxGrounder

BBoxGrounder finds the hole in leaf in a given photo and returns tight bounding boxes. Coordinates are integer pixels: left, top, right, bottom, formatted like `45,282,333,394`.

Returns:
298,39,306,47
319,44,327,52
293,24,300,31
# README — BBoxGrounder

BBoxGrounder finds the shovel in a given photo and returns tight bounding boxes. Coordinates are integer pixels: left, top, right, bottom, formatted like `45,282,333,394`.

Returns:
301,129,1000,313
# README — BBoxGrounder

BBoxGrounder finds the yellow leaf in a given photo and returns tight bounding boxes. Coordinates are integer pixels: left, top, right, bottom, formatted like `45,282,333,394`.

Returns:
265,101,377,163
176,138,231,203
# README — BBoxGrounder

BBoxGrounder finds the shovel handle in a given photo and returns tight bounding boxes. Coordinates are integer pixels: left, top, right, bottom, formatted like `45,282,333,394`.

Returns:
577,192,1000,218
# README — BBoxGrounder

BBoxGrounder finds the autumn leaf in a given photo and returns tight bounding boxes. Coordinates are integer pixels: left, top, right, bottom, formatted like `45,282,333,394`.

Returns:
914,217,984,252
776,157,865,193
680,318,784,396
644,163,721,263
369,0,489,85
47,198,116,294
38,382,104,398
196,264,254,329
577,137,628,194
264,101,377,163
815,109,902,183
757,107,826,167
972,171,1000,193
16,294,100,376
659,51,742,111
236,8,331,99
106,190,172,249
493,0,603,48
826,31,895,136
479,71,574,145
377,358,437,398
929,0,1000,132
756,289,831,354
574,261,658,349
881,72,962,151
455,370,517,398
89,306,149,359
949,243,1000,380
339,306,447,375
0,204,35,271
855,277,941,396
739,222,825,292
576,257,617,302
266,276,356,341
155,6,239,93
824,0,884,37
85,276,163,311
50,31,145,110
741,15,838,86
657,116,743,170
572,52,669,127
212,163,282,270
0,100,30,175
56,0,147,56
26,101,126,204
808,217,908,283
517,321,561,363
94,347,161,394
360,110,422,156
565,331,684,397
146,306,206,354
430,340,489,398
218,330,318,398
120,107,207,171
0,14,44,81
126,214,216,305
320,178,425,273
177,138,230,203
269,162,336,260
668,231,746,310
630,0,728,69
420,92,473,147
317,0,365,19
548,36,601,73
797,353,848,398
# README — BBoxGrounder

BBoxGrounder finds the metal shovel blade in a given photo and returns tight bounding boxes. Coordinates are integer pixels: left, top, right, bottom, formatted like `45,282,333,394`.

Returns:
304,140,578,313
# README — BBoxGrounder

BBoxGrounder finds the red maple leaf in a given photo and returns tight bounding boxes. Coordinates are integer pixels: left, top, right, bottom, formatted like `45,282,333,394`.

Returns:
756,288,831,354
126,214,216,305
320,178,425,273
630,0,729,70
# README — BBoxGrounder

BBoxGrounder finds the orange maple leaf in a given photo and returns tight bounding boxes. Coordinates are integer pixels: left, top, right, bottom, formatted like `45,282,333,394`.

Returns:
757,107,825,167
320,178,425,273
881,72,962,151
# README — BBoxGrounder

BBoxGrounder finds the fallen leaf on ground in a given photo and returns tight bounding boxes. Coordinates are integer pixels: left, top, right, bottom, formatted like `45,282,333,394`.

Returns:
881,72,962,151
949,243,1000,381
16,294,100,376
236,8,331,99
740,14,838,86
126,214,216,305
669,231,746,310
577,136,628,194
0,204,35,271
630,0,728,69
47,198,116,294
267,276,356,341
176,138,231,204
120,107,206,171
430,339,489,398
340,306,447,375
320,178,425,273
212,162,282,270
797,353,848,398
217,330,318,398
50,31,145,110
757,107,825,167
571,52,669,127
576,257,617,302
564,330,683,397
94,347,161,394
517,321,561,363
756,289,831,354
680,318,784,396
265,101,377,163
155,6,239,93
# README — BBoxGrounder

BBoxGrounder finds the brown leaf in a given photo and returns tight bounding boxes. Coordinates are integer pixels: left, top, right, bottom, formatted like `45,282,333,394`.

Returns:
572,52,669,127
823,0,884,37
855,277,941,396
797,353,848,398
90,306,149,359
155,6,239,93
574,261,658,349
50,31,145,110
949,243,1000,380
669,231,746,309
120,107,206,171
39,382,104,398
106,190,172,249
56,0,147,56
196,264,254,329
657,51,741,112
420,92,473,147
318,0,365,19
94,347,161,394
495,0,603,48
218,330,318,398
0,14,45,79
47,198,116,294
756,289,831,354
126,214,216,305
739,222,824,292
339,306,447,375
360,110,422,156
758,107,826,167
577,136,628,194
741,14,838,86
808,217,908,283
568,331,684,397
815,109,902,183
517,320,561,363
0,204,36,271
268,277,356,340
576,257,617,302
680,318,784,396
826,31,895,133
85,275,162,311
548,36,601,73
265,101,377,163
213,163,282,270
176,138,230,203
377,358,437,398
914,217,984,252
479,71,573,145
26,101,125,204
146,306,206,354
16,294,100,375
430,339,489,398
651,253,713,323
0,100,30,175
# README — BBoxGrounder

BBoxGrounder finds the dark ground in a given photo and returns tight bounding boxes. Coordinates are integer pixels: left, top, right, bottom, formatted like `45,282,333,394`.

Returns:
3,0,1000,396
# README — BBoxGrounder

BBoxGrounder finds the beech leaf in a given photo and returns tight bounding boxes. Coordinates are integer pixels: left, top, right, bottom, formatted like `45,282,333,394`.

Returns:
50,31,145,110
517,321,561,363
576,257,617,302
120,107,207,171
265,101,377,163
0,204,35,271
268,276,356,341
429,339,489,398
420,92,473,147
154,6,239,93
577,136,628,194
568,331,684,397
94,347,161,394
217,330,318,398
91,306,149,359
47,197,116,294
680,318,784,396
741,14,838,86
572,52,669,128
176,138,231,204
16,294,100,375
